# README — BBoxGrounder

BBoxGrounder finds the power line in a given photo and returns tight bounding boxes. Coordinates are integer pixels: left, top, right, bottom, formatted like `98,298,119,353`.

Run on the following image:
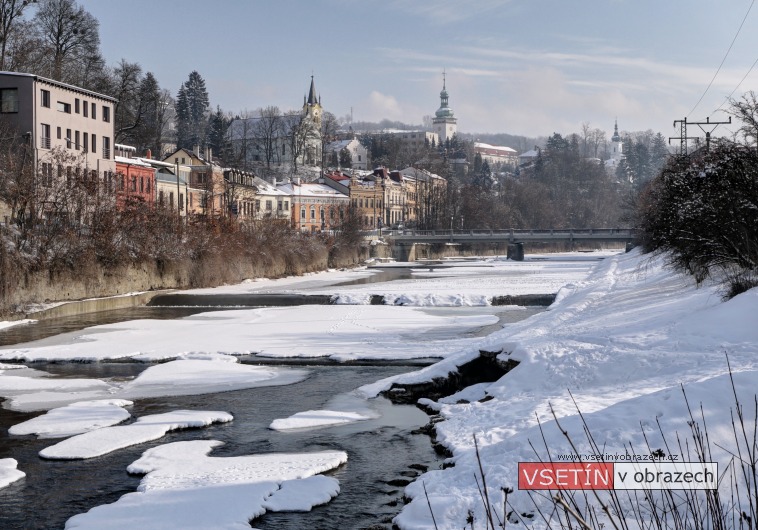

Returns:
688,0,755,117
710,53,758,117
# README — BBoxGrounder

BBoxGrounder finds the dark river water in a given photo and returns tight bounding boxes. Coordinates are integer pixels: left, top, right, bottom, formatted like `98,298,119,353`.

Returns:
0,362,440,530
0,268,545,530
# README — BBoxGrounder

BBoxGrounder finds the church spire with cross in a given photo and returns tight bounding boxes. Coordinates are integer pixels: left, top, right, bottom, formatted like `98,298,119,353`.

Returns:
433,69,457,143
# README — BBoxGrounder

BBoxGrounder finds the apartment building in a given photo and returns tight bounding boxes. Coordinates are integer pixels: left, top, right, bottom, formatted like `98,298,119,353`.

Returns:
0,72,116,183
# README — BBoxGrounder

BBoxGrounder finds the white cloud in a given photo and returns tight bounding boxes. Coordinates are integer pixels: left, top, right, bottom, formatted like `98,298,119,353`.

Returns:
360,91,424,123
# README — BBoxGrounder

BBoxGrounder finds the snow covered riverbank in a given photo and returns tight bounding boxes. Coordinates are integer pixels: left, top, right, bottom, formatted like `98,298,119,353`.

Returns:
366,250,758,529
6,249,742,529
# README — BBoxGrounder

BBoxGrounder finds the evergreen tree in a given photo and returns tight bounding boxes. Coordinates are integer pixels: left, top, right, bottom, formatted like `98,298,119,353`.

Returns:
133,72,165,156
176,70,210,151
339,147,352,168
207,106,230,161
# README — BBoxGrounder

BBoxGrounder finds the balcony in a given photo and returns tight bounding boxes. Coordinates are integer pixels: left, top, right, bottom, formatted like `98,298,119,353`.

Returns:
40,136,51,149
103,147,110,159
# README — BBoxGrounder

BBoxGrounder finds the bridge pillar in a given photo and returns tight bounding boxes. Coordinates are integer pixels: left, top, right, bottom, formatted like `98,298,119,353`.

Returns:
507,242,524,261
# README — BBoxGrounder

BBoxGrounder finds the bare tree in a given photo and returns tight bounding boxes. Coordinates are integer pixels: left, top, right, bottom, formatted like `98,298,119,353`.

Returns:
0,0,34,70
253,106,282,170
284,110,319,174
320,110,339,167
728,91,758,151
33,0,100,81
112,59,144,143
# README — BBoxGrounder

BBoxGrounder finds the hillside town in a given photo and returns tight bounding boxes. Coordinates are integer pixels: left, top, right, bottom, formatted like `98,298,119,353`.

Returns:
0,70,631,234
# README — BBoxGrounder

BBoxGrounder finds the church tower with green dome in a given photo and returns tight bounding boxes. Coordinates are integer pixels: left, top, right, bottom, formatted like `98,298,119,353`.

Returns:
432,71,457,143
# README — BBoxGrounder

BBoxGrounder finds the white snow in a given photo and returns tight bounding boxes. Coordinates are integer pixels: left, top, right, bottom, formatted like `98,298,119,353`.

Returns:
172,252,619,306
40,409,233,460
65,440,347,529
0,305,496,364
0,458,25,489
269,409,372,431
2,358,308,412
8,249,747,529
375,250,758,529
0,319,36,331
9,399,133,438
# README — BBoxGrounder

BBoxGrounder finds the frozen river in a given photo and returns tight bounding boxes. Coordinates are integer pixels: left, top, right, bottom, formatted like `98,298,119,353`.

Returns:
0,253,613,529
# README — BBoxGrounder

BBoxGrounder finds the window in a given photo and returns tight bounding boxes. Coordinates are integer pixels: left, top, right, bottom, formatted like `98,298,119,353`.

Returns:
255,200,260,211
91,134,96,153
41,163,53,187
103,137,110,159
75,98,80,113
300,208,306,219
277,201,282,211
83,100,88,117
66,129,71,148
310,208,316,220
284,201,289,211
41,89,50,108
102,105,110,122
40,124,51,149
57,101,71,113
0,88,18,113
56,127,61,140
74,131,80,150
265,200,272,211
82,132,88,152
179,193,184,211
169,191,174,207
159,191,164,205
91,102,96,119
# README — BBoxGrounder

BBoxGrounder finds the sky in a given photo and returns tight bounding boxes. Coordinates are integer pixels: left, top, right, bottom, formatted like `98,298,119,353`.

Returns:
74,0,758,142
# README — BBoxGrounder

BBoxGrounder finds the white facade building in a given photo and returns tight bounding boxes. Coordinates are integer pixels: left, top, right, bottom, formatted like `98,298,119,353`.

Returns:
325,138,368,170
0,71,116,182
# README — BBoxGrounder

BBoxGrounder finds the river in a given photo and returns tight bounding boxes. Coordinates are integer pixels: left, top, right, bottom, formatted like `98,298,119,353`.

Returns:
0,264,550,529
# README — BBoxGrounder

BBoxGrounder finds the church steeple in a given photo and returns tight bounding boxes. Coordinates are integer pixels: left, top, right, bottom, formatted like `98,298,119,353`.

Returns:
435,70,454,118
611,119,621,143
432,69,457,143
307,75,318,106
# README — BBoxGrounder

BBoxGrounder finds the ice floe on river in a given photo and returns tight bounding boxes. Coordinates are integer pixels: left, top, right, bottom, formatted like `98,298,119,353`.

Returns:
0,458,24,489
64,440,347,529
39,409,233,460
1,356,307,412
9,399,133,437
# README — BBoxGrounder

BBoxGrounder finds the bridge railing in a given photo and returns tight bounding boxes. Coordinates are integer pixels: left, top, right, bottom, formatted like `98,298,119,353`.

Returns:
370,228,636,238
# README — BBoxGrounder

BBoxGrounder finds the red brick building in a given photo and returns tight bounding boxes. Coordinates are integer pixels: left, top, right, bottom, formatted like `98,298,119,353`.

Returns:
115,146,156,208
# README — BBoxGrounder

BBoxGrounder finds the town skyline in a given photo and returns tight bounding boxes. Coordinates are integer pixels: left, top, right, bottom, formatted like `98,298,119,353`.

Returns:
72,0,758,141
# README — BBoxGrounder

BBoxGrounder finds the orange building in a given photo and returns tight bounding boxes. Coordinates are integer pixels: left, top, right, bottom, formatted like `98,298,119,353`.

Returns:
277,179,349,232
115,146,155,208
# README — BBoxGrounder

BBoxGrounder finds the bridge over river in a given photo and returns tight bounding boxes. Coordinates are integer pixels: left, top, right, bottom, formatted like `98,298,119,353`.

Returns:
366,228,636,260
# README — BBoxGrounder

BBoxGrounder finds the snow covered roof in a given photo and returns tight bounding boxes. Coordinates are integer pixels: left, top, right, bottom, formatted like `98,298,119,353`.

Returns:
277,181,349,199
115,156,153,168
325,140,352,152
399,167,445,183
519,149,540,158
474,142,517,155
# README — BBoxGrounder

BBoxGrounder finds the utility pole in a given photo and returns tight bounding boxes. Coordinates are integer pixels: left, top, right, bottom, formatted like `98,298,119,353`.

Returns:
669,116,732,155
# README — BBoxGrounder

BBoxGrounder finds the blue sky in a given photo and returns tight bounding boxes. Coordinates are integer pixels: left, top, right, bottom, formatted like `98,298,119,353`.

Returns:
77,0,757,141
